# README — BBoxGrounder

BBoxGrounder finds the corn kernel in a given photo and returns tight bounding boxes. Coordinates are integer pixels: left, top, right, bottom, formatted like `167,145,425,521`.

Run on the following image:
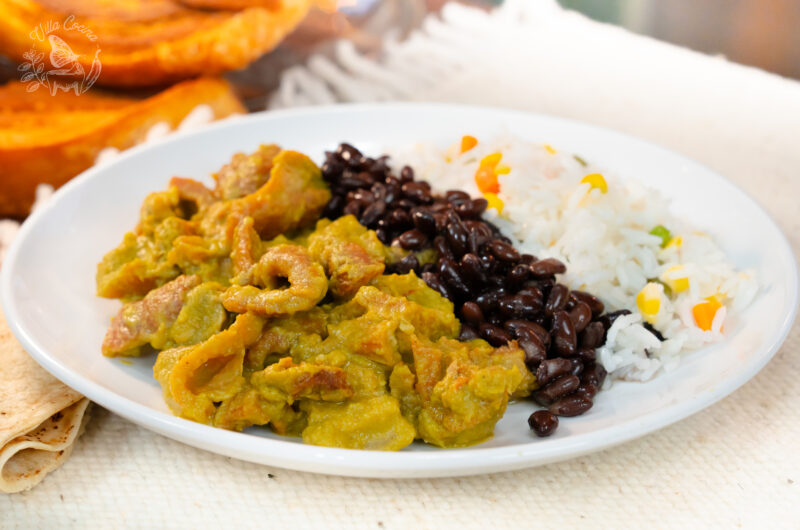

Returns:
484,192,504,214
480,152,503,167
460,135,478,154
665,236,683,249
580,173,608,194
495,164,511,175
660,265,689,293
693,296,722,331
544,144,557,154
636,282,662,323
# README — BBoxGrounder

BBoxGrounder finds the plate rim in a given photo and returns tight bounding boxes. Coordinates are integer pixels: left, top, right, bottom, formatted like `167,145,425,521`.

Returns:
3,102,797,478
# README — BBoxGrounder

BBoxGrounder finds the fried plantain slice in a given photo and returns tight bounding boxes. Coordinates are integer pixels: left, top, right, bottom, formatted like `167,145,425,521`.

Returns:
178,0,284,10
0,0,326,87
0,77,245,217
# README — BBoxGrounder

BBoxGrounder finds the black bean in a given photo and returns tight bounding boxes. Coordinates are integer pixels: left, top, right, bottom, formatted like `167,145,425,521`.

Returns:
439,257,472,298
579,321,605,348
384,178,400,203
506,264,530,289
488,240,520,262
575,382,598,399
459,253,486,285
393,253,419,275
528,410,559,437
445,218,469,257
551,310,577,356
339,174,373,190
336,142,362,162
536,278,555,298
474,288,506,313
498,294,541,318
568,357,584,377
568,301,592,333
504,320,550,348
479,253,496,272
536,358,573,386
422,272,452,299
456,198,488,218
430,201,452,213
467,229,481,255
387,208,412,230
433,212,448,232
342,201,361,217
487,313,505,326
401,181,431,203
445,190,471,202
534,375,580,405
530,258,567,278
464,220,493,243
433,236,453,260
517,286,544,308
570,291,604,317
459,325,479,341
517,328,547,366
461,302,485,326
322,195,345,218
374,228,389,244
581,362,607,388
520,253,537,265
564,296,577,311
545,284,569,315
574,347,596,363
370,182,387,201
485,274,506,290
321,158,344,181
397,229,428,250
600,309,632,331
420,262,435,274
411,208,437,235
399,165,414,182
549,394,593,417
359,200,386,227
395,199,416,211
479,322,511,346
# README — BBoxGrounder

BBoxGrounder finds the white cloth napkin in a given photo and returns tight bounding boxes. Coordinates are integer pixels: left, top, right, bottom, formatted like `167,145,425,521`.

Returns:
4,1,800,526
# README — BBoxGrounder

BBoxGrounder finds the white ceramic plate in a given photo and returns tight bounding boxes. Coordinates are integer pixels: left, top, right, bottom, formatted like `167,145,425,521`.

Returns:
3,104,796,478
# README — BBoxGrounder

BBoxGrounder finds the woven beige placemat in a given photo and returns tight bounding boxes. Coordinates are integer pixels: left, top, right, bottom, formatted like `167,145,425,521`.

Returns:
3,1,799,527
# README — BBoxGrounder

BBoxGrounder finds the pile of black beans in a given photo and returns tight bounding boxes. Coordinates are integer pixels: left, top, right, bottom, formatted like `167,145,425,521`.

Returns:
321,143,632,437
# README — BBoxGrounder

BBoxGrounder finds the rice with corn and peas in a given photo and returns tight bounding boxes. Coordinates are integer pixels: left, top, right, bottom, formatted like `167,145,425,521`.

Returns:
390,135,758,382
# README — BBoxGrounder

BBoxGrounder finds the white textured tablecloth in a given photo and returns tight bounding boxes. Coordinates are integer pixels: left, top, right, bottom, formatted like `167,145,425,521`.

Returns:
4,1,800,527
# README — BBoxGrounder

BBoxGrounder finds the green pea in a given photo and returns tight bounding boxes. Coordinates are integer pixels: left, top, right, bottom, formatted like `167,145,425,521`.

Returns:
649,225,671,248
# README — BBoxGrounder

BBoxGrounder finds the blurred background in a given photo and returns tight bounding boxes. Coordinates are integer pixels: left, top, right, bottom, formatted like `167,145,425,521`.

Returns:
1,0,798,219
560,0,800,79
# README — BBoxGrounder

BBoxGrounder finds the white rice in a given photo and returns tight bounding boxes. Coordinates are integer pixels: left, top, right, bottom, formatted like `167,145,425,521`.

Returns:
390,135,758,382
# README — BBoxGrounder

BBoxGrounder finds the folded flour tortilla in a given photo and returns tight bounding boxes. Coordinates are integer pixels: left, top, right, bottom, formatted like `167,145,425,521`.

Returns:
0,310,90,493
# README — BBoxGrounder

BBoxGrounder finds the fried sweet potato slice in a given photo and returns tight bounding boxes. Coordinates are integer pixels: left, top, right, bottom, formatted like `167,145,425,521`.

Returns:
178,0,284,11
0,77,244,217
0,0,324,87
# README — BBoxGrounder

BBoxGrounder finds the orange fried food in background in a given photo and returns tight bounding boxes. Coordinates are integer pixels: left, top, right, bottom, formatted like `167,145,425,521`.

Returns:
177,0,285,9
0,0,330,87
0,77,245,217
